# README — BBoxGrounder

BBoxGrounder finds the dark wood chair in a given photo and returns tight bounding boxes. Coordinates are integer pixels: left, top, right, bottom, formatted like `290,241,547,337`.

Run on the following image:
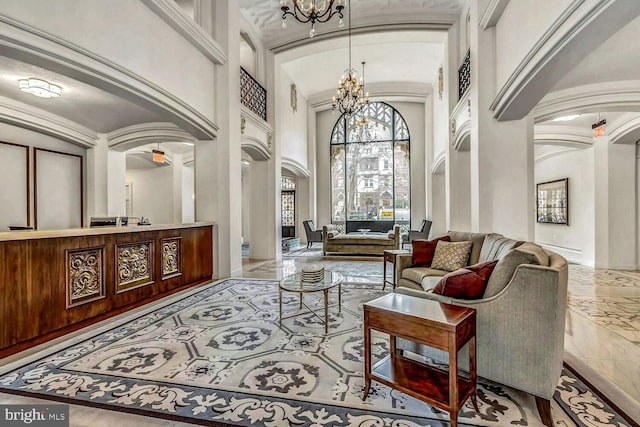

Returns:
303,220,322,249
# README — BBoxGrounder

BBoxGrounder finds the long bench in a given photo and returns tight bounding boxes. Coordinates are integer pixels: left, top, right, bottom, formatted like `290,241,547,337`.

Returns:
322,225,400,255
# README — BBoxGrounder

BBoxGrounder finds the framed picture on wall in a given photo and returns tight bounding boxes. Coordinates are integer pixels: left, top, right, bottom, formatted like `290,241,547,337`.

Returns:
536,178,569,225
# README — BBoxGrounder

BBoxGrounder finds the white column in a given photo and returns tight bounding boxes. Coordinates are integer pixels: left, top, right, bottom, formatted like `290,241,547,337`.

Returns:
468,0,535,240
107,150,126,216
171,153,183,223
195,0,243,278
249,157,280,259
594,137,637,269
86,135,108,219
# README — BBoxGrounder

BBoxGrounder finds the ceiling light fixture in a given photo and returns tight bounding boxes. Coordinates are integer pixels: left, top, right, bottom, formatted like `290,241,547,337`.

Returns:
331,0,368,116
280,0,345,38
18,78,61,98
552,114,581,122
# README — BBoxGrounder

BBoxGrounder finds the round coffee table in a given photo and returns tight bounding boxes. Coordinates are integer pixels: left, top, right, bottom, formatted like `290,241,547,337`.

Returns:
279,270,343,333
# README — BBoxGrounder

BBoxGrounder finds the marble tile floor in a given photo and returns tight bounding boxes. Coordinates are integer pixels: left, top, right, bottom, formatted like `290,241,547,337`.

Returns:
2,257,640,425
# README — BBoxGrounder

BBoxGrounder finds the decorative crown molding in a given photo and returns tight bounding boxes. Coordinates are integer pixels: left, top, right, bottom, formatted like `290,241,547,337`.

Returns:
0,95,97,147
241,135,271,161
534,81,640,123
0,14,219,140
108,122,196,151
309,82,431,111
141,0,227,65
534,124,593,147
281,157,310,178
431,150,446,175
608,113,640,144
479,0,510,30
241,105,274,136
490,0,637,121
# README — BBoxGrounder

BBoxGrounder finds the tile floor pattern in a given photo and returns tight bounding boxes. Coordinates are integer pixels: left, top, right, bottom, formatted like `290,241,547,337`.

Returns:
0,254,639,426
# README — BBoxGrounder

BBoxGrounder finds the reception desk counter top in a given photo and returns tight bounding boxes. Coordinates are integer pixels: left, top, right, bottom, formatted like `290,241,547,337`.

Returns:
0,222,216,242
0,223,214,356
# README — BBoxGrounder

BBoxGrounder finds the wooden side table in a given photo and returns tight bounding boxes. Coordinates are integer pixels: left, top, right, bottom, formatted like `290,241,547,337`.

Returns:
383,249,411,290
363,293,478,427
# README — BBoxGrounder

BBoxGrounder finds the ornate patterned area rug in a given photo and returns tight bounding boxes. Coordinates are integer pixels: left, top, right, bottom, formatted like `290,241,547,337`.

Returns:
0,279,631,426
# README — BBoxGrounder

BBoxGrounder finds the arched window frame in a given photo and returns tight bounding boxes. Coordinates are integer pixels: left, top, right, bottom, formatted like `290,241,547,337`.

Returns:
329,102,411,232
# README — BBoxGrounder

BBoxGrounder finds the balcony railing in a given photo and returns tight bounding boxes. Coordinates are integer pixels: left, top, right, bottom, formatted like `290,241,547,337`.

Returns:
240,67,267,121
458,49,470,100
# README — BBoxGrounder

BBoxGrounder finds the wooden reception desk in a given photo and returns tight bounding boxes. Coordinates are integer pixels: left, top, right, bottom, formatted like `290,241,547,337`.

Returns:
0,223,214,356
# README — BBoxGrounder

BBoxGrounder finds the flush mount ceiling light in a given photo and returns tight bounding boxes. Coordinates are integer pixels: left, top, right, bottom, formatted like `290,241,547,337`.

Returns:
552,114,581,122
280,0,345,38
18,78,61,98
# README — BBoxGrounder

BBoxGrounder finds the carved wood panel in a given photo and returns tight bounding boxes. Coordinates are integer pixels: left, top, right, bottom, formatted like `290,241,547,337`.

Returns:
162,237,182,279
116,241,154,293
66,247,105,308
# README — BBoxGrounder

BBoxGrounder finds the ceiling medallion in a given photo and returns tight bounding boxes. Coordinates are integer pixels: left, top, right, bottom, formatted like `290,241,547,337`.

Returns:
18,78,61,98
331,0,368,116
280,0,345,38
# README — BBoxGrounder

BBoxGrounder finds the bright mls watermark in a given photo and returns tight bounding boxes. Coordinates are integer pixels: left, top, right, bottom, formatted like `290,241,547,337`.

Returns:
1,405,69,426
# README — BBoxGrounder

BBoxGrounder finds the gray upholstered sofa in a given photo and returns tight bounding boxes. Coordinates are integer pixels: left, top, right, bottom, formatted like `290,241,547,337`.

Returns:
394,232,568,427
322,225,400,255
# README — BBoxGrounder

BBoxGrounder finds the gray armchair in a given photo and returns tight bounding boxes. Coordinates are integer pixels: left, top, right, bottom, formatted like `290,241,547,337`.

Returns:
303,220,322,248
400,219,432,248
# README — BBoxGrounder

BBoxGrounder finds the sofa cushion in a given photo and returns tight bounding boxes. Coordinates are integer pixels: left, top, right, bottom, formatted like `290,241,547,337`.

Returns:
328,234,393,245
401,267,448,284
421,276,442,292
447,231,486,265
433,268,488,299
479,233,524,263
484,243,547,298
431,240,473,272
412,236,451,266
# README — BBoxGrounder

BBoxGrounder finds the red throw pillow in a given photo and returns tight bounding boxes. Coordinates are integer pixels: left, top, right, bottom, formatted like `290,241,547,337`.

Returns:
432,260,498,300
412,236,451,266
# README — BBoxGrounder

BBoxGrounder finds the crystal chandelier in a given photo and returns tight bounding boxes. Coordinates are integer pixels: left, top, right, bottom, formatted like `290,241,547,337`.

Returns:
280,0,345,38
331,0,368,116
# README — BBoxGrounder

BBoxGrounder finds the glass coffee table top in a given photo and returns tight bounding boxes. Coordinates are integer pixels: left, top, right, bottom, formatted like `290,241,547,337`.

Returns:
280,271,343,292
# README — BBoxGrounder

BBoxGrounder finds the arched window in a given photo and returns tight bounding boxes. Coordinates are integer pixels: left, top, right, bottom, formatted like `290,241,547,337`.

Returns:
330,102,410,232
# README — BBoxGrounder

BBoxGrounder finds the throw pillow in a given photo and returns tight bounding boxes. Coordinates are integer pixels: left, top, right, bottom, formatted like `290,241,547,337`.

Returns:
412,236,451,266
430,240,473,272
433,268,485,299
466,260,498,282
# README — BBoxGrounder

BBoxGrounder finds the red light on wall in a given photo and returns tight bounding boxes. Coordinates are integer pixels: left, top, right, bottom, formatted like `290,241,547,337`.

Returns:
152,149,165,163
593,126,605,137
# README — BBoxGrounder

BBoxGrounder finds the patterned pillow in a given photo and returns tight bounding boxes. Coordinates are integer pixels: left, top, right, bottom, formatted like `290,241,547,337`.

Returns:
430,240,473,272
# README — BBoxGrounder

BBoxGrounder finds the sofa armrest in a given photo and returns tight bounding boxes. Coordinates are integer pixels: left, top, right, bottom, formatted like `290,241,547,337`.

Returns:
395,254,413,281
394,287,453,304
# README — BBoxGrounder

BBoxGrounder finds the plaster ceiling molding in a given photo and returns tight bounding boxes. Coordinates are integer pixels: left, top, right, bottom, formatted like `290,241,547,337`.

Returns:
534,144,580,163
450,89,470,149
0,95,97,147
281,157,310,177
479,0,510,30
308,82,431,110
490,0,640,121
239,0,461,50
241,105,274,132
141,0,227,65
607,113,640,144
431,150,446,174
280,31,444,100
125,145,174,170
108,122,196,152
0,14,218,140
533,124,593,148
241,135,271,160
534,81,640,123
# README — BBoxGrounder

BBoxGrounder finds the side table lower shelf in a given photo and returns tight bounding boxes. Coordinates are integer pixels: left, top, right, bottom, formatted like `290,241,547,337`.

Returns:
371,355,474,410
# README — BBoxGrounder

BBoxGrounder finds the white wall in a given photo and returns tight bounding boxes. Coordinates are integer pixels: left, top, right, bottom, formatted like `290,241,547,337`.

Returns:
535,147,595,266
126,166,174,225
448,147,471,231
182,164,195,223
495,0,572,90
0,123,86,229
0,143,29,229
279,69,308,170
431,171,446,238
1,0,216,119
316,101,427,228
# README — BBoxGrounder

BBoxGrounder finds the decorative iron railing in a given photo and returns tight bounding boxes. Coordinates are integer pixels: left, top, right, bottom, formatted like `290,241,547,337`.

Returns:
458,49,470,100
240,67,267,121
